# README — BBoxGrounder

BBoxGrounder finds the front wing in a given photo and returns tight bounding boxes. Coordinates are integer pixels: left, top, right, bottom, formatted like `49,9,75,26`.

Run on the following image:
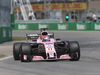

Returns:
23,54,71,61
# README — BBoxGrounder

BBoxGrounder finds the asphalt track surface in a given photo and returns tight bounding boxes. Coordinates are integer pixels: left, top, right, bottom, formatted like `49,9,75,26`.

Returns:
0,30,100,75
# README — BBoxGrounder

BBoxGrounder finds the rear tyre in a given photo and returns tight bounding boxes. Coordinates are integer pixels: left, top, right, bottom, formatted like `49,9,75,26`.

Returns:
69,41,80,61
13,43,22,60
20,43,32,62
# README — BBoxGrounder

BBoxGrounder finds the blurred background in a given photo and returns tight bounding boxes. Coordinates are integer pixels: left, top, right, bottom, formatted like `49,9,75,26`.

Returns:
11,0,100,22
1,0,100,43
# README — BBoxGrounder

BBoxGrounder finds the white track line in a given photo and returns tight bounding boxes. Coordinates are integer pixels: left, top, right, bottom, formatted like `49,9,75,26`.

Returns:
0,56,13,61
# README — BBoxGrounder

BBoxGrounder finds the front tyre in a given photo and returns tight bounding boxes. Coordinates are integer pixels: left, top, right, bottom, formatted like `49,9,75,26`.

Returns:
13,43,22,60
20,43,32,62
69,41,80,61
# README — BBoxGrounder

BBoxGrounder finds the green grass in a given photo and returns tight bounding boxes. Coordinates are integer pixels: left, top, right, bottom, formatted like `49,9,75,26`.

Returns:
12,37,26,41
0,54,6,58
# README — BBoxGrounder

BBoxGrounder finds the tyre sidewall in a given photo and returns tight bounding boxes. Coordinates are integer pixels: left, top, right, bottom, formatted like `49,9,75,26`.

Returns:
69,41,80,61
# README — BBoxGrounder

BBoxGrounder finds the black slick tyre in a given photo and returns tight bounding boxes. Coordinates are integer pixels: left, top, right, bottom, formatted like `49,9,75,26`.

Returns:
20,43,31,62
13,43,22,60
69,41,80,61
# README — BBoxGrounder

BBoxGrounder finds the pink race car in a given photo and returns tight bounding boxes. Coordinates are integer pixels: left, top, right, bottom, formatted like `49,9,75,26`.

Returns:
13,28,80,62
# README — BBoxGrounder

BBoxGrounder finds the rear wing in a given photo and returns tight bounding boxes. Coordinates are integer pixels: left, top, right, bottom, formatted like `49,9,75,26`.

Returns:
26,32,54,42
26,34,40,40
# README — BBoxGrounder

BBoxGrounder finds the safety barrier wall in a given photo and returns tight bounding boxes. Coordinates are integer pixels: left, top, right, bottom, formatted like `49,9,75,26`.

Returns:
11,22,100,31
0,0,12,44
11,14,15,24
0,27,12,44
90,22,100,31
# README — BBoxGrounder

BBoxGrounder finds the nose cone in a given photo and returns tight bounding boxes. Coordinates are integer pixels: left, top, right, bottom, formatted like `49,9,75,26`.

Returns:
47,53,56,59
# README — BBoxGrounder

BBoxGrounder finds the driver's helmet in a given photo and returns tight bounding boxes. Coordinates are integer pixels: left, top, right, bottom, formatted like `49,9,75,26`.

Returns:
43,37,50,42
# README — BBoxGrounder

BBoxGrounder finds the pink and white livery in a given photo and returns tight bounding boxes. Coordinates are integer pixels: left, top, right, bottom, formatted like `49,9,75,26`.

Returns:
13,28,80,62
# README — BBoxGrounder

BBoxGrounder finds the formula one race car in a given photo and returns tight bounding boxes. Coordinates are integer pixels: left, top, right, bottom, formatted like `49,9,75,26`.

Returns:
13,28,80,62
